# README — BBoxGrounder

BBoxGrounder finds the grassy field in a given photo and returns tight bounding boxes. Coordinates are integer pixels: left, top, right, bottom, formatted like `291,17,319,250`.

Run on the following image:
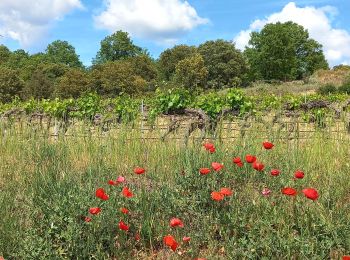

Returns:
0,124,350,259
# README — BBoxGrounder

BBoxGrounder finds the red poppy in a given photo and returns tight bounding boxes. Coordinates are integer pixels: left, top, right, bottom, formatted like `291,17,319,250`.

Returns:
120,207,129,214
302,188,319,201
183,236,191,242
89,207,101,215
252,161,265,171
208,147,216,153
95,188,109,201
199,168,211,175
203,142,214,150
211,191,225,201
281,187,297,196
118,220,129,231
108,180,117,185
122,187,134,198
163,235,178,251
84,216,92,222
219,187,233,196
135,233,141,241
271,169,281,176
116,176,125,183
212,162,224,171
294,170,305,179
170,218,184,228
263,141,274,149
343,256,350,260
233,157,242,163
134,167,146,175
245,155,256,163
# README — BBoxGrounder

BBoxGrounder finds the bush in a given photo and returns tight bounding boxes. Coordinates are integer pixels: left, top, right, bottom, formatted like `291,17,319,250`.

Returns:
338,77,350,94
317,84,337,95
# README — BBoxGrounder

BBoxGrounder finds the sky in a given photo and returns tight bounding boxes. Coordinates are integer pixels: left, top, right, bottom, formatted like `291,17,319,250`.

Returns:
0,0,350,67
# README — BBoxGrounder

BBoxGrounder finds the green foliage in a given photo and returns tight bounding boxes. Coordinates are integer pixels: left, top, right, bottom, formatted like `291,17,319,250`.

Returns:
198,40,248,88
317,84,337,95
0,66,24,102
158,44,197,81
23,69,54,99
112,94,140,122
245,22,328,81
174,53,208,90
93,31,144,64
0,45,11,65
72,93,101,120
46,40,83,68
195,92,226,119
338,76,350,94
56,68,89,98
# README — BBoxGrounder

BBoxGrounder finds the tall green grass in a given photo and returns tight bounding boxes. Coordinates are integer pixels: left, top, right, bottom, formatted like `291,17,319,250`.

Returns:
0,125,349,259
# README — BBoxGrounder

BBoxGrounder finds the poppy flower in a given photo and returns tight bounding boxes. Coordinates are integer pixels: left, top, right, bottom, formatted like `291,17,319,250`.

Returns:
271,169,281,176
134,167,146,175
108,180,117,185
208,147,216,153
122,187,134,198
116,176,125,183
233,157,242,164
302,188,319,201
163,235,178,251
199,168,211,175
89,207,101,215
263,141,274,149
203,142,214,150
236,162,244,167
118,220,129,231
252,161,265,171
211,191,225,201
212,162,224,171
294,170,305,179
170,218,184,228
281,187,297,196
135,233,141,241
262,188,271,196
343,256,350,260
219,187,233,196
120,207,129,214
183,236,191,242
95,188,109,201
84,216,92,222
245,155,256,163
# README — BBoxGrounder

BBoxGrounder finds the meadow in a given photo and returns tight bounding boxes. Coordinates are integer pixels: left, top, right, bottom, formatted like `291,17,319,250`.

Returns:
0,119,349,259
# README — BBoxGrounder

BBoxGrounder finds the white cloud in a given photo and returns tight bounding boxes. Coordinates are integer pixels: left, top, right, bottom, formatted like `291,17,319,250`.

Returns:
0,0,83,47
94,0,208,43
234,2,350,66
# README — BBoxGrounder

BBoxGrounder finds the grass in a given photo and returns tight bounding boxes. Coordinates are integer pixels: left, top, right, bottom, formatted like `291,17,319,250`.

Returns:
0,123,350,259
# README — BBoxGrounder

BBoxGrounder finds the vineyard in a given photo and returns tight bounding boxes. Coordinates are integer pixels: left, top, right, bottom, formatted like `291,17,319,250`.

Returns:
1,89,350,142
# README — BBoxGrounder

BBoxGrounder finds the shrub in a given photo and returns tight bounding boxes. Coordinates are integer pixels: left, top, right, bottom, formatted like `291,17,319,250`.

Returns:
317,84,337,95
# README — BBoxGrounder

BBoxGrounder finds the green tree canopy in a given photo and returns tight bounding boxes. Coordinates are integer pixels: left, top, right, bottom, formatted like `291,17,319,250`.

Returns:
244,21,328,81
56,68,89,98
0,66,24,102
93,31,144,64
174,53,208,90
46,40,83,68
198,40,248,88
0,45,12,65
158,45,197,81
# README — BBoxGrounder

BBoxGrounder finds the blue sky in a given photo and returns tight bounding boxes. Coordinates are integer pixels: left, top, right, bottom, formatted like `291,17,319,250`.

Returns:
1,0,350,66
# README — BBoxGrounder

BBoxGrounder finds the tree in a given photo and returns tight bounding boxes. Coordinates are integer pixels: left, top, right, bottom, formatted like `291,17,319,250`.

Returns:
244,22,328,81
46,40,83,68
93,31,144,64
23,70,53,99
174,53,208,90
0,45,11,65
126,55,158,83
56,68,89,98
6,49,30,69
158,45,197,81
198,40,248,88
89,61,147,96
0,67,24,102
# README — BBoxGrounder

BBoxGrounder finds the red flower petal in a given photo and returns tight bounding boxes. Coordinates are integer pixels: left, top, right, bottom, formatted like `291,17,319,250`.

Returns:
271,169,281,176
134,167,146,175
108,180,117,185
252,161,265,171
95,188,109,201
294,170,305,179
302,188,319,201
281,187,297,196
263,141,274,149
120,207,129,214
170,218,184,228
183,236,191,242
84,216,92,222
203,142,214,150
89,207,101,215
211,191,224,201
219,187,233,196
199,168,211,175
163,235,178,251
211,162,224,171
118,220,129,231
116,176,125,183
122,187,134,198
245,155,256,163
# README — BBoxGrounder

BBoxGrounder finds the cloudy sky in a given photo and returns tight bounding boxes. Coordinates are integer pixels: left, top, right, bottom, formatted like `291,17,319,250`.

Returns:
1,0,349,66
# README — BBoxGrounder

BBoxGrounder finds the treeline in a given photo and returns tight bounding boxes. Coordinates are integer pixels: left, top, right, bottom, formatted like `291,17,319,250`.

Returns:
0,22,330,103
